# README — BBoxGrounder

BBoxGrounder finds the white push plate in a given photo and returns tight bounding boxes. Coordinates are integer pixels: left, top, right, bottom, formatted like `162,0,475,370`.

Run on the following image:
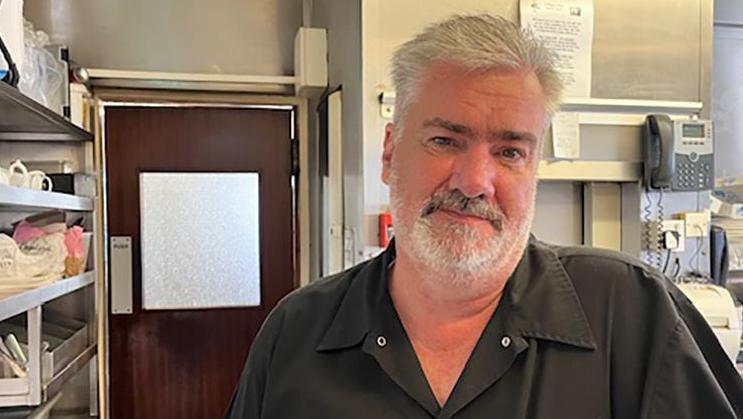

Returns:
110,236,133,314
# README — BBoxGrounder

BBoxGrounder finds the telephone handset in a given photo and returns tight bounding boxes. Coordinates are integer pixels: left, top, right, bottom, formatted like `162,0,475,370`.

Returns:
643,115,675,190
642,115,713,191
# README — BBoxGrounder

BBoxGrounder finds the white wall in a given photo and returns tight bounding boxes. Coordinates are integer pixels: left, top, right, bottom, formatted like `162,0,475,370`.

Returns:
713,0,743,179
24,0,302,75
712,27,743,179
532,182,583,246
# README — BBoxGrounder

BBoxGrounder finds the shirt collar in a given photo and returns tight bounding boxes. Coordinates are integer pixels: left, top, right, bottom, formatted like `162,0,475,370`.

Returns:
315,244,395,351
316,237,596,352
506,238,597,349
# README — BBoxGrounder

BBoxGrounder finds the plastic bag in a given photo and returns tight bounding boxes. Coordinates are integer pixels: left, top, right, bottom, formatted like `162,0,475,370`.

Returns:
0,233,65,286
12,220,65,244
63,226,88,276
13,222,87,277
17,19,65,111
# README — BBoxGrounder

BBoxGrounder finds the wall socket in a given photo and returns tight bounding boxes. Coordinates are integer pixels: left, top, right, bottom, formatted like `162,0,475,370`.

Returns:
660,220,685,252
678,211,711,238
643,220,686,252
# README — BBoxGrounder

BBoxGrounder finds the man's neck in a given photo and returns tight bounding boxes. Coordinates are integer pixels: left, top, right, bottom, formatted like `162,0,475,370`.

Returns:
387,246,521,406
388,247,516,350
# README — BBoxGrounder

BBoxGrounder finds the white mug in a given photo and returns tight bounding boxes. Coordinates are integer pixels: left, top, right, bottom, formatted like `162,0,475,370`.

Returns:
0,160,29,187
28,171,53,191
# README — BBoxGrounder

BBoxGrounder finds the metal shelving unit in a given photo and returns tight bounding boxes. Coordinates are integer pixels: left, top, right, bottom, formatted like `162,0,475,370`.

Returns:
0,184,93,212
0,83,92,142
0,273,95,322
0,81,99,410
0,204,97,408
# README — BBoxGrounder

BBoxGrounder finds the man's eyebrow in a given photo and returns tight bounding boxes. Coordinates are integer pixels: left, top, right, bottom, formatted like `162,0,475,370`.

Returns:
491,129,539,145
421,118,474,136
421,118,538,145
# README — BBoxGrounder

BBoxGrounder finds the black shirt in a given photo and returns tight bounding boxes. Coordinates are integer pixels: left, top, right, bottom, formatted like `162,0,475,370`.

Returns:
225,239,743,418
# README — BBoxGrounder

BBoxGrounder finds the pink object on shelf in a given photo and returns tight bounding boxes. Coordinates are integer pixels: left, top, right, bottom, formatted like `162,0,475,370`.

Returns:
64,226,85,259
12,220,46,244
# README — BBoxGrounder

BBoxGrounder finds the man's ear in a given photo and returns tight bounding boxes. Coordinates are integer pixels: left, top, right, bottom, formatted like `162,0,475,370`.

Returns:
382,123,396,185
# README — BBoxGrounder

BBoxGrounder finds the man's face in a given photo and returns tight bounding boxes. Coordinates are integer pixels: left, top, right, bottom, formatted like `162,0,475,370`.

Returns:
382,62,547,284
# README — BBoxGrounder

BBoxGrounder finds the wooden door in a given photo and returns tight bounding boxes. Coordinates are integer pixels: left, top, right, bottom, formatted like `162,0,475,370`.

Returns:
105,106,297,418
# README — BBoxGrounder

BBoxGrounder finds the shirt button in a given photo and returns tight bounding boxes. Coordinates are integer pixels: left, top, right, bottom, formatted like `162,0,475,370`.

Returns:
501,336,511,348
376,335,387,347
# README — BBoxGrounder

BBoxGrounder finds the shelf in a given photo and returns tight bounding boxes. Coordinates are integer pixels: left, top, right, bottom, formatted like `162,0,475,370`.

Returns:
43,344,95,401
0,344,95,407
0,184,93,212
0,272,95,323
538,160,642,182
560,97,703,113
0,82,92,142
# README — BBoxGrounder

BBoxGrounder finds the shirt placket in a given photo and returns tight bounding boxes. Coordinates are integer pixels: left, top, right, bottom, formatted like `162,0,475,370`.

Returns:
361,299,441,417
436,313,529,419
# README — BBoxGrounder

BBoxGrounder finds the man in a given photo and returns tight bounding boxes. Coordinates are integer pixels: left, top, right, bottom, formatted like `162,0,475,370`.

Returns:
226,14,743,418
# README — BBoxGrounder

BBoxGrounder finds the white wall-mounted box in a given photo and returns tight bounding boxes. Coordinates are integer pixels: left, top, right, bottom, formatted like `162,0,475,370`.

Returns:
294,27,328,97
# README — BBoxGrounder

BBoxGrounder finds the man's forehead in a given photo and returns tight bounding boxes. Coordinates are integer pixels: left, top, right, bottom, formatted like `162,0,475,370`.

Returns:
402,62,547,135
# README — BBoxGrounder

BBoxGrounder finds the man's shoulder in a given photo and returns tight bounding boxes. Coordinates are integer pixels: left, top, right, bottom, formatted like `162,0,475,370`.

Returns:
536,240,664,284
533,240,675,304
267,258,377,335
541,240,644,266
534,240,684,323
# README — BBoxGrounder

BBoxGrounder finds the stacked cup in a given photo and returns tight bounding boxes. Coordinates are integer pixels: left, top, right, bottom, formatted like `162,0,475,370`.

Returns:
0,160,53,191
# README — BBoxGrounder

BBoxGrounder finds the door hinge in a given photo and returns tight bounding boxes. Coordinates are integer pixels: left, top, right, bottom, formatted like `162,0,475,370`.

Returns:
291,139,299,176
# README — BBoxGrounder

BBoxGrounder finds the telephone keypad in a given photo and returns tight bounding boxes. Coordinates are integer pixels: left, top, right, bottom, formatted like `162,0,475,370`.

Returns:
673,154,714,191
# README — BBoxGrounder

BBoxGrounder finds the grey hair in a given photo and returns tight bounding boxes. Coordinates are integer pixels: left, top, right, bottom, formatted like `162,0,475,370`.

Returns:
391,14,563,130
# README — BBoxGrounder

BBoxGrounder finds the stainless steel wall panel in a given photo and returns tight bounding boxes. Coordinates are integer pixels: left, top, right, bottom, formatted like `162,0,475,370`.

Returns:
23,0,302,75
591,0,703,101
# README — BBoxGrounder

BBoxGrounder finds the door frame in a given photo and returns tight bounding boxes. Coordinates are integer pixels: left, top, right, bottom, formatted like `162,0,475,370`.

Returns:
91,88,311,419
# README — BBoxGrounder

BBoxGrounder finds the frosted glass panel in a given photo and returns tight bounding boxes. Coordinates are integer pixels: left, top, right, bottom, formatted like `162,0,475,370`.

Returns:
140,172,261,309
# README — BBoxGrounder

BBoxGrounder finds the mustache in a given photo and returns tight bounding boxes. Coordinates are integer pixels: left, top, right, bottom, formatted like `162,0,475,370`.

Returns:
420,190,503,231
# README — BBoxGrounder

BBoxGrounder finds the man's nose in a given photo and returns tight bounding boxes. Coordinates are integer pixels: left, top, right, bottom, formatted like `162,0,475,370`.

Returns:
448,144,496,198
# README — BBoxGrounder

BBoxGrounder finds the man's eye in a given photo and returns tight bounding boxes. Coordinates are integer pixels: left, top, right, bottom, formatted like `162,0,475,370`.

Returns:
499,148,526,160
430,137,455,147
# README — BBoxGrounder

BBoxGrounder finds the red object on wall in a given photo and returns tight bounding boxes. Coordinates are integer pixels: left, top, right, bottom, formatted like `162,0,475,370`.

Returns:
379,212,393,247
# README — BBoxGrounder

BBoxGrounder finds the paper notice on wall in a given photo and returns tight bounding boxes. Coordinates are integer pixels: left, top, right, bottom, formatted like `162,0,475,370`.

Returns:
520,0,594,98
551,112,580,159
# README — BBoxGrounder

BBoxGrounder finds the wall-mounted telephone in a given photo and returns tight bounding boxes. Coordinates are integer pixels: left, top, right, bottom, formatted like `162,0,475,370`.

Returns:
642,115,714,191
